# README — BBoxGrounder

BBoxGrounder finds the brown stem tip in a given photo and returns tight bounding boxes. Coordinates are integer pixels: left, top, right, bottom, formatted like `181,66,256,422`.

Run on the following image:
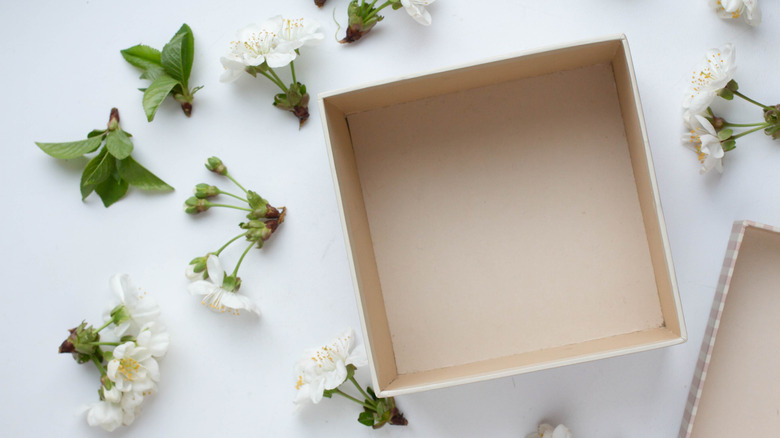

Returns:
389,408,408,426
181,102,192,117
339,25,366,44
293,105,309,128
315,0,326,6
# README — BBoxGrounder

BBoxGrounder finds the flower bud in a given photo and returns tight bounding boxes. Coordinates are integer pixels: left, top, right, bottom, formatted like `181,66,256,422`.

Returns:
186,256,208,280
205,157,228,175
107,108,120,131
194,183,219,199
184,197,210,214
109,304,131,327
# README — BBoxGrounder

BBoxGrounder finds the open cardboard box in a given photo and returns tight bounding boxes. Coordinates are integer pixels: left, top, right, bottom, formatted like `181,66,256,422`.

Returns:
320,35,686,396
680,221,780,437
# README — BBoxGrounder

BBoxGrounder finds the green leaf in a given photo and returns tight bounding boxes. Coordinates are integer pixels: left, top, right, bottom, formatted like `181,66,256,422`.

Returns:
717,129,733,141
142,74,179,121
117,156,173,191
366,386,378,401
357,411,375,427
105,129,134,159
121,44,162,71
80,148,114,200
87,129,107,138
140,65,166,82
36,136,102,159
95,174,129,207
161,24,194,86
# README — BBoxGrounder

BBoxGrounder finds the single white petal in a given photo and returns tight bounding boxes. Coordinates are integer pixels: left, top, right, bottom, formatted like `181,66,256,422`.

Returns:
188,280,216,297
552,424,573,438
310,377,326,404
219,292,260,315
206,255,224,287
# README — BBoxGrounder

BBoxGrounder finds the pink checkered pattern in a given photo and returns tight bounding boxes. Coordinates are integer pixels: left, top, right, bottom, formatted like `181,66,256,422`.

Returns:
678,220,780,438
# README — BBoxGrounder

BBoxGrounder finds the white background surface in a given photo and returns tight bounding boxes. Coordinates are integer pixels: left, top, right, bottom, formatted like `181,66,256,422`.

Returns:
2,1,779,437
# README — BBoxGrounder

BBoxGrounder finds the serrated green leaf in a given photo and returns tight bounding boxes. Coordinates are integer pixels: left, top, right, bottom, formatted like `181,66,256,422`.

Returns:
105,129,133,159
117,156,173,191
95,174,129,207
121,44,162,71
717,129,733,141
142,74,179,121
36,136,103,160
80,148,114,199
161,24,194,87
87,129,107,138
357,411,375,427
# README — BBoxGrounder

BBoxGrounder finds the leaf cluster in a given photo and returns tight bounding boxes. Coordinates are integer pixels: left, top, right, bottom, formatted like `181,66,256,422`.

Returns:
36,109,173,207
121,24,202,121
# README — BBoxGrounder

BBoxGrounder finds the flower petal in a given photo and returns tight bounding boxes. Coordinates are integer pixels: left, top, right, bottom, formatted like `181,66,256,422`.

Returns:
206,255,224,287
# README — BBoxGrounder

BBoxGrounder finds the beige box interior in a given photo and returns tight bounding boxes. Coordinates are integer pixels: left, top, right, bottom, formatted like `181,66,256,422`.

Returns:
320,35,686,396
690,226,780,437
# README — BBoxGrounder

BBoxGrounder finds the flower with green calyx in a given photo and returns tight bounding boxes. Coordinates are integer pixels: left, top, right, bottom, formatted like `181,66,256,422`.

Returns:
682,44,780,174
186,256,209,281
188,254,258,315
294,329,408,429
220,16,323,127
339,0,437,44
61,275,167,431
121,23,203,120
35,108,173,207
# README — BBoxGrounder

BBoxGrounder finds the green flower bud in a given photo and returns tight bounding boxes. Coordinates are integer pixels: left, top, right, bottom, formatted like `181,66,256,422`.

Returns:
205,157,228,175
184,196,210,214
194,183,219,199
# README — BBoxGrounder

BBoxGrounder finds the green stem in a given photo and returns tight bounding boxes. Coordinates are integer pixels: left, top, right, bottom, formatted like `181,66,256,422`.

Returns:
290,61,297,85
215,232,249,256
348,377,376,407
723,122,768,128
231,241,255,277
267,68,288,92
218,190,248,203
733,90,770,109
91,355,107,377
364,0,393,22
95,320,113,333
208,203,252,212
259,70,288,93
226,173,248,194
89,342,121,347
334,389,377,411
731,123,771,140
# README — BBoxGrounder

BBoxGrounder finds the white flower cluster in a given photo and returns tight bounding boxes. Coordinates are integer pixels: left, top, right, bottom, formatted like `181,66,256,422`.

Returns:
220,16,323,82
526,423,573,438
681,43,736,173
86,275,169,431
711,0,761,26
294,328,368,404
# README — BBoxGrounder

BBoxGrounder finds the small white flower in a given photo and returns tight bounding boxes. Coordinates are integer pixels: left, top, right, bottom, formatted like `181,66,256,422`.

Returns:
86,390,124,432
683,115,725,174
294,328,368,404
401,0,437,25
711,0,761,26
105,274,161,338
682,43,736,122
135,321,170,359
265,15,324,51
188,254,259,315
526,423,573,438
107,342,159,394
220,21,297,82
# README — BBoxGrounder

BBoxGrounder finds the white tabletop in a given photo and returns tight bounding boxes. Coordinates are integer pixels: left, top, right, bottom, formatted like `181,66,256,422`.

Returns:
3,1,779,437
